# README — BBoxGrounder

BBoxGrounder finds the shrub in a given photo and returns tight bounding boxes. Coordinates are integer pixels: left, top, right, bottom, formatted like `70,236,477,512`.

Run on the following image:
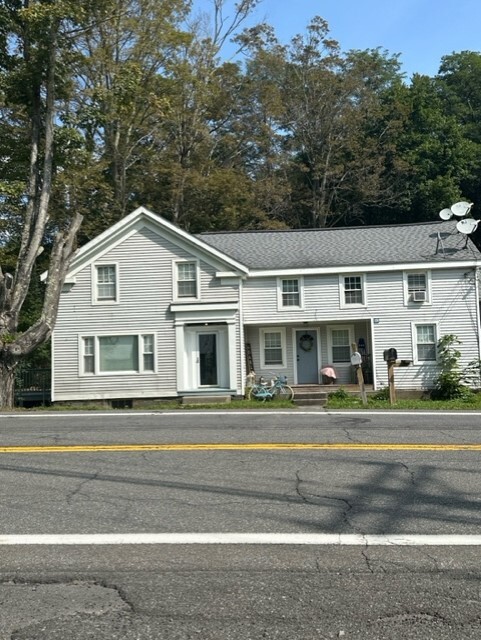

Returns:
431,334,468,400
328,387,349,400
372,386,389,401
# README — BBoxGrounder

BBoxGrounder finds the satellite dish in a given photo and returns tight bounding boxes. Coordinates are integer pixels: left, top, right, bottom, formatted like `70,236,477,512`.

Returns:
456,218,479,235
451,201,473,217
439,208,453,220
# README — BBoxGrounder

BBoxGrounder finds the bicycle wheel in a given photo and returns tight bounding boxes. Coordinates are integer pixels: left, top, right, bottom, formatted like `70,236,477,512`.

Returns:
247,385,267,401
277,384,294,401
246,385,256,400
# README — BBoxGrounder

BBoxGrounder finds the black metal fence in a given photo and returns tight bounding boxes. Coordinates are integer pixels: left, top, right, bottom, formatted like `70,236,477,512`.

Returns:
15,368,51,406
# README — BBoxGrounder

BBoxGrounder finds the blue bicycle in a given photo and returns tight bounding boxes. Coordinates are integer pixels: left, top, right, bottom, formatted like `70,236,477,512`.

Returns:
246,374,294,402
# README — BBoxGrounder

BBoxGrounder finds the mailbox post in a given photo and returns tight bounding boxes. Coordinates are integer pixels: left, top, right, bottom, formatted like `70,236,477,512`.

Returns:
351,343,367,405
383,348,398,405
382,349,412,405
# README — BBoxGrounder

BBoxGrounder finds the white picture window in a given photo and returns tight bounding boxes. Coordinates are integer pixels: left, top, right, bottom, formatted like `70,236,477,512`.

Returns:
414,324,437,363
340,275,366,308
176,261,198,299
260,328,286,368
94,264,118,303
81,334,155,375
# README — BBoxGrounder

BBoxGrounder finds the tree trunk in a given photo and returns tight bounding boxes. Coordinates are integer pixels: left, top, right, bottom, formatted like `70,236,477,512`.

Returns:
0,359,17,410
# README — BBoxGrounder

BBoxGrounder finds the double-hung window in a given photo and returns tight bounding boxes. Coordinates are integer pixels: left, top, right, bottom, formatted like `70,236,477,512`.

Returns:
413,324,437,363
83,337,95,374
94,264,118,303
329,327,353,363
142,334,155,372
278,278,303,309
81,334,155,375
340,274,366,308
260,328,286,368
176,261,198,299
404,271,430,304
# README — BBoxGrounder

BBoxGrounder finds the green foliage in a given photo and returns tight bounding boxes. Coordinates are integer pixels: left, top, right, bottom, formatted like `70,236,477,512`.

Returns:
372,386,390,401
431,334,468,400
328,387,349,400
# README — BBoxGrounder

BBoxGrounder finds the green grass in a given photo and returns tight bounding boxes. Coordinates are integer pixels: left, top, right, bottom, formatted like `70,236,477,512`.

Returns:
6,393,481,412
326,394,481,410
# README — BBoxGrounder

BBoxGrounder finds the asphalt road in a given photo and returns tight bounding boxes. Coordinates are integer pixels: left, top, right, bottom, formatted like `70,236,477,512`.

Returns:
1,409,481,639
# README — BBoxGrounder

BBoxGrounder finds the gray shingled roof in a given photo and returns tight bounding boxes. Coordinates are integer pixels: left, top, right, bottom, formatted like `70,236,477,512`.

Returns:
198,220,481,270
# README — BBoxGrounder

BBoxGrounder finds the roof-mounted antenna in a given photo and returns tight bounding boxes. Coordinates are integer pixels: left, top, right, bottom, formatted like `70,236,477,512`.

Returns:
438,201,477,248
436,231,446,257
456,217,479,247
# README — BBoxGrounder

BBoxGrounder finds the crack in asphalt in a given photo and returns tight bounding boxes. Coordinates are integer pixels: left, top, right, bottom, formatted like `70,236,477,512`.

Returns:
398,461,416,486
342,428,357,443
361,547,375,574
66,472,100,505
295,469,356,531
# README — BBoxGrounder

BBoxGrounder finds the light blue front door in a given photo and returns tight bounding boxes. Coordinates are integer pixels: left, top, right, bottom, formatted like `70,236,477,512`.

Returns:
296,330,319,384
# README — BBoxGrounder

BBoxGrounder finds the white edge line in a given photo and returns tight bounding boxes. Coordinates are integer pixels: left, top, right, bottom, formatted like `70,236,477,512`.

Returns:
2,534,481,545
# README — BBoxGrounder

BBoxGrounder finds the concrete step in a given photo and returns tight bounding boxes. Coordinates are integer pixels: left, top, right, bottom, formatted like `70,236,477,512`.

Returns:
293,391,328,400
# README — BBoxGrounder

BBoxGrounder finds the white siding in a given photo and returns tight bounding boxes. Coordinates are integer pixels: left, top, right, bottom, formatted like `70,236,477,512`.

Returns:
243,268,480,390
53,226,241,401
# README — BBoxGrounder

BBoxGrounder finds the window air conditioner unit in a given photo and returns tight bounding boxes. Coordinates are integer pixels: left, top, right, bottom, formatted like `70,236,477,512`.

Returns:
412,290,427,302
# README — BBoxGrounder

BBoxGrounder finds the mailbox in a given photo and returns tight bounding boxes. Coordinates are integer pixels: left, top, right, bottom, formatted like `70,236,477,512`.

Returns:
351,352,362,366
383,348,397,362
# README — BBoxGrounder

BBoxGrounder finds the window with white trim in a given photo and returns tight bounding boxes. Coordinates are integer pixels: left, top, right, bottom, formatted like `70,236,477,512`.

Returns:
83,336,95,374
260,328,286,368
94,264,118,303
414,324,437,362
142,334,155,372
176,261,198,299
330,328,352,363
404,271,430,304
340,274,366,307
278,278,303,309
81,334,155,374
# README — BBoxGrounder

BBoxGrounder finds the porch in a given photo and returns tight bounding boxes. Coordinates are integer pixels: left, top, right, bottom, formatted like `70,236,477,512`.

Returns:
244,320,374,388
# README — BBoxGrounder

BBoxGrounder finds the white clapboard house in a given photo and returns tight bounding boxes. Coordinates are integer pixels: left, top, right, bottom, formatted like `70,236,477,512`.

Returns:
50,206,481,403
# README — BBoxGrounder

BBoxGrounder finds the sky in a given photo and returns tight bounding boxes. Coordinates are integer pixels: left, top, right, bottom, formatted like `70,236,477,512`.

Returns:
194,0,481,79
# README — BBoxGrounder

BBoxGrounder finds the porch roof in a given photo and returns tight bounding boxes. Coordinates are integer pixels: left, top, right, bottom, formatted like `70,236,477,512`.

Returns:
198,220,481,270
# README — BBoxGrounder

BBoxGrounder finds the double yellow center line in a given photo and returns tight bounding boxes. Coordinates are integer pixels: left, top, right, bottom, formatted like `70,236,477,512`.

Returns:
0,443,481,453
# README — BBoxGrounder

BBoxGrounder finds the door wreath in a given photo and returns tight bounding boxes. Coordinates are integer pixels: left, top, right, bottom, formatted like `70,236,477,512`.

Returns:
299,333,314,352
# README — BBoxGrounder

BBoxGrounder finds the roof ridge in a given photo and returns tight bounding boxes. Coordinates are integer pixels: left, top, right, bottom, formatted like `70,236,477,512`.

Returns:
198,220,449,236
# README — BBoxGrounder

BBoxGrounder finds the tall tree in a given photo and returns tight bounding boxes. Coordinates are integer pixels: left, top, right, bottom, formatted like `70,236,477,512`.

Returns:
70,0,190,238
395,73,477,222
0,0,84,408
253,18,407,228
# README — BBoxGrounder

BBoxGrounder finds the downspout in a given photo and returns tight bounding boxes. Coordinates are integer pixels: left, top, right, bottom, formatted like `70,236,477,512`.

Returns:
369,318,377,391
239,278,245,397
475,266,481,362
